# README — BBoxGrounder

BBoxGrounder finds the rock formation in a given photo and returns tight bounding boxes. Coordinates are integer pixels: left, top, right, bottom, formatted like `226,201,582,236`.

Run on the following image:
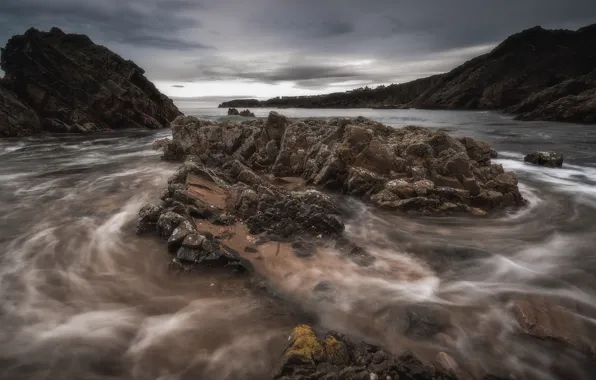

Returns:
524,151,564,167
275,325,461,380
142,111,527,379
0,27,181,136
228,107,255,117
156,112,524,215
219,24,596,124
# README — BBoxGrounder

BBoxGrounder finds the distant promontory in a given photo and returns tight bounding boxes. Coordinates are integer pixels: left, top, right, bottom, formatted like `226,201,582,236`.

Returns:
220,24,596,124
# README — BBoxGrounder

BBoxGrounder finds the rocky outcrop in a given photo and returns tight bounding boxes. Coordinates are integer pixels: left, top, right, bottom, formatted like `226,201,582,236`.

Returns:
524,151,564,167
508,69,596,123
156,112,524,215
141,113,530,379
276,325,460,380
228,108,255,117
0,27,181,136
0,83,41,137
219,24,596,124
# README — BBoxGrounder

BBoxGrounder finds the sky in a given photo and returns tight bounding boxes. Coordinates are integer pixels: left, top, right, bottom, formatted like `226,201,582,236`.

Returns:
1,0,595,100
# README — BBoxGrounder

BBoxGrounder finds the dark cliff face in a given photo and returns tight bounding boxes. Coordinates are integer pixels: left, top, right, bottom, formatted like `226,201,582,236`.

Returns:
0,27,182,136
219,24,596,123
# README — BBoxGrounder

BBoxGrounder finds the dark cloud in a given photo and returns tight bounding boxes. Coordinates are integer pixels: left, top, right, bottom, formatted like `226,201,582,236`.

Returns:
0,0,208,50
1,0,596,94
172,85,185,88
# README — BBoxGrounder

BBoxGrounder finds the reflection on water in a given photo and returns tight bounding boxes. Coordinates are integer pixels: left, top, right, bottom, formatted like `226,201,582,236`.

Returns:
0,108,596,379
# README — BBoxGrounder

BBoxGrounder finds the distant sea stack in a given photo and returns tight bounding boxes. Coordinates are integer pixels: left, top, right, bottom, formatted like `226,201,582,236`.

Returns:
0,27,182,137
220,24,596,124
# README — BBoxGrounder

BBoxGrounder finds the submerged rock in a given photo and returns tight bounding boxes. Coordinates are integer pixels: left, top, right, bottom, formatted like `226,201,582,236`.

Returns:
0,27,181,136
512,297,596,358
524,151,564,167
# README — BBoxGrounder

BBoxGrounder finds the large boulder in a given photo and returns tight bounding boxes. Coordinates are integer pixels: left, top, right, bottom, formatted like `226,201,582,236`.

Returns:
0,27,181,136
524,151,564,167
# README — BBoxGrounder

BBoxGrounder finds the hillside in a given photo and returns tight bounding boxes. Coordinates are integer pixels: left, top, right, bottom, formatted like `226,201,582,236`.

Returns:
220,24,596,123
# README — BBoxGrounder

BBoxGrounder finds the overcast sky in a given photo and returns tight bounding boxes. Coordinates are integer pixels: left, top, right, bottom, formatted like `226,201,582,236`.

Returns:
1,0,595,99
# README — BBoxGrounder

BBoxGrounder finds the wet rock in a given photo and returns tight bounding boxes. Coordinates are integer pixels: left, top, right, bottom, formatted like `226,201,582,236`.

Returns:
167,220,196,252
460,137,492,165
472,191,504,208
240,109,255,117
524,151,564,167
405,303,451,339
1,27,181,136
160,112,523,215
136,204,164,234
512,297,596,358
384,179,415,199
176,246,201,262
412,179,435,196
344,167,386,196
156,211,187,240
181,233,205,249
276,325,458,380
266,111,289,142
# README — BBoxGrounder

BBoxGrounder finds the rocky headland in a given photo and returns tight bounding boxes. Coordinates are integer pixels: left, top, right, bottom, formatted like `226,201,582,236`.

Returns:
0,27,180,137
139,111,537,379
219,24,596,123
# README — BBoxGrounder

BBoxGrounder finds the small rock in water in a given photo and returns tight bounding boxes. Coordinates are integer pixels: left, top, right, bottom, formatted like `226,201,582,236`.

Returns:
524,151,563,167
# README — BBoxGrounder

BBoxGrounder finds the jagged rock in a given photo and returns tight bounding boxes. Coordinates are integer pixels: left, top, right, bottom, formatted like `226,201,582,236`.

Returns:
160,112,524,215
228,108,240,116
524,151,564,167
240,109,255,117
136,204,164,234
156,211,187,241
0,27,181,136
167,220,196,252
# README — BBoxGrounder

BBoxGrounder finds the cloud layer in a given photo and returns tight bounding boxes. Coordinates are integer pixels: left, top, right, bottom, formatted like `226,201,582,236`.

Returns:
1,0,595,97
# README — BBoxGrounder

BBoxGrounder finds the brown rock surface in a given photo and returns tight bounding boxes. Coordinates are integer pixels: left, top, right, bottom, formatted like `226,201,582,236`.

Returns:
156,112,524,215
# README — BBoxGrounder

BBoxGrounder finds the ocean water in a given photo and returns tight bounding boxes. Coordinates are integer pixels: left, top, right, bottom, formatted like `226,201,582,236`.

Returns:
0,105,595,379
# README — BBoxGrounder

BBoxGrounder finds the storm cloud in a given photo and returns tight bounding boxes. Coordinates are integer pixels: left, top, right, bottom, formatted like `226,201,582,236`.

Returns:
1,0,595,96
